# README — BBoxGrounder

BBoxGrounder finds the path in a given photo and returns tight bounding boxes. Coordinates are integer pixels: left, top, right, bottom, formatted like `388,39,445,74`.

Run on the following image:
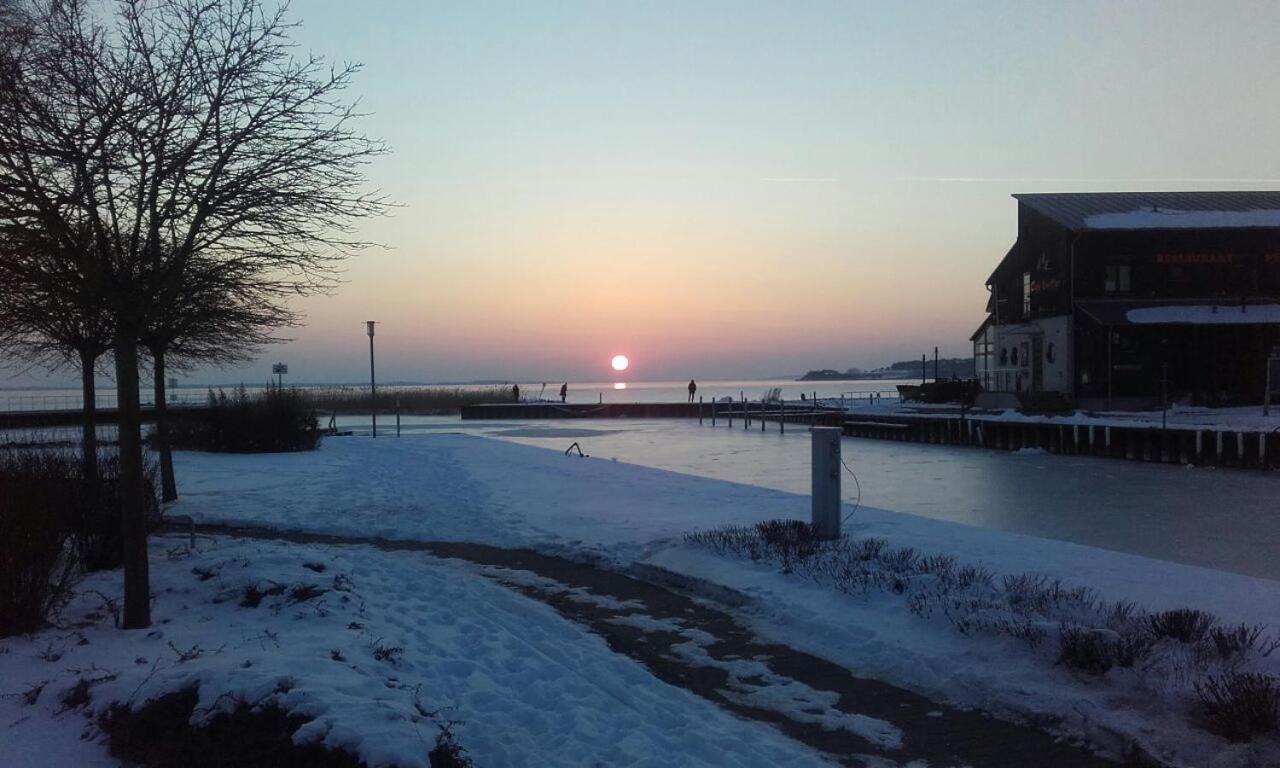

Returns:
189,523,1120,768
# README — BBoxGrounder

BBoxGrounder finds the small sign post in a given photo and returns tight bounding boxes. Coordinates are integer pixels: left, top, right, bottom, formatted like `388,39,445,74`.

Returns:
811,427,842,540
271,362,288,389
366,321,377,438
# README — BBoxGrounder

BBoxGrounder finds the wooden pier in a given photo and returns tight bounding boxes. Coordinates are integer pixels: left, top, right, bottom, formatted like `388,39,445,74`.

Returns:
843,412,1280,470
0,404,207,431
460,401,844,426
461,400,1279,471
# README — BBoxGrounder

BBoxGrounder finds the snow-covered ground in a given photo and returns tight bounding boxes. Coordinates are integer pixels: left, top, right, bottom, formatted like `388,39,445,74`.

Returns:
0,535,830,768
8,431,1280,766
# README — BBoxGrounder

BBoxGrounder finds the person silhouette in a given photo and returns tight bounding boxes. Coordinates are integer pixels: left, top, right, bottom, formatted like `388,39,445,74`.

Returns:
512,383,520,402
559,382,568,403
687,379,697,402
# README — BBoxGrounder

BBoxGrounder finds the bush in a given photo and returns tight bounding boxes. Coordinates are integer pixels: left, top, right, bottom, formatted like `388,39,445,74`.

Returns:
0,447,160,623
301,385,505,415
1195,673,1280,742
102,686,367,767
71,452,161,572
1058,625,1118,675
1149,608,1216,644
167,386,321,453
0,450,80,636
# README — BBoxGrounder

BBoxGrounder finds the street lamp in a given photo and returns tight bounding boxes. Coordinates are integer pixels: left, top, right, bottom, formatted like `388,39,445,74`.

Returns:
367,321,377,438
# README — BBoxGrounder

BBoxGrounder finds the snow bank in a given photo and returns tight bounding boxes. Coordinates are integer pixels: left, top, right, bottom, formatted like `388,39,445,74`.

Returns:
0,536,830,767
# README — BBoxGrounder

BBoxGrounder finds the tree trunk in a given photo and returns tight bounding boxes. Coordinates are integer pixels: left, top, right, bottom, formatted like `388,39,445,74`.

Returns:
152,349,177,502
78,348,99,487
114,334,151,629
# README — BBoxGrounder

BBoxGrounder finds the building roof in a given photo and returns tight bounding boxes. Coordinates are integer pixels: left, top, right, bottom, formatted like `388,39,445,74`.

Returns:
1014,191,1280,231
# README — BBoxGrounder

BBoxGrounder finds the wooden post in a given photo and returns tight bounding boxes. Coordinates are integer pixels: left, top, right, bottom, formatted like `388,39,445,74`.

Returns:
762,401,766,432
712,397,717,426
396,400,401,437
780,399,785,434
811,427,842,540
699,396,703,425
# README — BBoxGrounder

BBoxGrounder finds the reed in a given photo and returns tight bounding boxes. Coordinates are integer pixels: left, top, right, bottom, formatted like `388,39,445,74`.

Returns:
299,386,511,415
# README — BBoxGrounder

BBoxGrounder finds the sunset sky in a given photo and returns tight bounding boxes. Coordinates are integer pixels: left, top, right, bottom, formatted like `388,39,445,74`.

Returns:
10,0,1280,386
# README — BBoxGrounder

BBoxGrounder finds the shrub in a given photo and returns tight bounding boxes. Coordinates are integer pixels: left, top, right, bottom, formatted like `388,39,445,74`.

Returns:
70,452,161,572
754,519,818,569
1195,673,1280,742
301,385,503,415
1209,623,1265,661
1149,608,1216,644
1058,625,1118,675
167,386,321,453
102,686,367,767
0,450,80,636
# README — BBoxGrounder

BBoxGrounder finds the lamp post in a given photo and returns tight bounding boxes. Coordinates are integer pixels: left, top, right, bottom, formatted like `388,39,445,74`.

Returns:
367,321,377,438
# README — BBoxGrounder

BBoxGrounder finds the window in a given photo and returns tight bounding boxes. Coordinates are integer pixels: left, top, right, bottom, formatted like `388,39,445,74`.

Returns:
1105,264,1131,293
1010,346,1018,366
1023,272,1032,315
999,347,1008,365
1046,342,1056,364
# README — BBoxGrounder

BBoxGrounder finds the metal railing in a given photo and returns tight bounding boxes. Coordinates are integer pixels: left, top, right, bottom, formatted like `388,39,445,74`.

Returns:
0,391,210,413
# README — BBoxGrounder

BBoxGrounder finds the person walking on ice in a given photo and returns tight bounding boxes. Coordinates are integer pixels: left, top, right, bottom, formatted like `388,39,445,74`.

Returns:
512,383,520,402
560,382,568,403
687,379,697,402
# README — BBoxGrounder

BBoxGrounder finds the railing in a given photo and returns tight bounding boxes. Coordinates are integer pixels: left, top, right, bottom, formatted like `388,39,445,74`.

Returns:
0,391,210,413
838,389,901,410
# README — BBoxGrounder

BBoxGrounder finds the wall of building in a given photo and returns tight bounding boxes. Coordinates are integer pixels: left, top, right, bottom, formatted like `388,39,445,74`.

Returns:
987,315,1072,395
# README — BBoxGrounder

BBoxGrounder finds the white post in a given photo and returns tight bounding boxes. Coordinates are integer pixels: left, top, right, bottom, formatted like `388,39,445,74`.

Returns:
811,427,842,540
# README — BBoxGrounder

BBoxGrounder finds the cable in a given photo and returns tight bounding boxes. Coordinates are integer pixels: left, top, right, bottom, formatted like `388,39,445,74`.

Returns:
840,456,861,524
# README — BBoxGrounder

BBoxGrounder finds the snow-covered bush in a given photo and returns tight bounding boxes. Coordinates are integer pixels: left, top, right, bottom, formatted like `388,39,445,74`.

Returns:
685,521,1280,741
168,387,321,453
0,450,80,636
1195,672,1280,742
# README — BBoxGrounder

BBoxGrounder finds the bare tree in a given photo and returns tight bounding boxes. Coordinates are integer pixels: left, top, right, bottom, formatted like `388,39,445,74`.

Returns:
0,0,386,628
0,226,113,484
143,253,300,501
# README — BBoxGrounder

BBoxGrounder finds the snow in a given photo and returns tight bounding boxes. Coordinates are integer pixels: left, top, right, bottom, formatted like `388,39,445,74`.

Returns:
1126,303,1280,325
1084,207,1280,229
0,535,832,768
10,430,1280,766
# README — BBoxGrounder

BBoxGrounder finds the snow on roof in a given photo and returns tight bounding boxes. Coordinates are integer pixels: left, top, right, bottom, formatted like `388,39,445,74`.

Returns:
1014,191,1280,231
1086,208,1280,230
1126,303,1280,325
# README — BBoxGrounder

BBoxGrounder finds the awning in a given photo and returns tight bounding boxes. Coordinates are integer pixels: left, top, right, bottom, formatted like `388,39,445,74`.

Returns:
1076,300,1280,326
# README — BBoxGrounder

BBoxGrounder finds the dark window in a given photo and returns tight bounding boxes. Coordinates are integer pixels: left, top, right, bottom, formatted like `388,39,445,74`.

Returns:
1105,264,1131,294
1011,346,1019,366
1046,342,1056,364
999,347,1008,365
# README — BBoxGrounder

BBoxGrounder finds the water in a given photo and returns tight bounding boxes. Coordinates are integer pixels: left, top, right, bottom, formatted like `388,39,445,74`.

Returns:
335,414,1280,582
513,378,911,405
0,378,912,411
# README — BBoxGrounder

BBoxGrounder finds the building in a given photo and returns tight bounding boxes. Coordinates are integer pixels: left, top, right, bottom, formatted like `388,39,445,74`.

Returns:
972,191,1280,409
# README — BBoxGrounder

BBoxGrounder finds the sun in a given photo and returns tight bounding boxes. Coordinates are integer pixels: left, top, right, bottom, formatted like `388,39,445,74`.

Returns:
611,354,629,372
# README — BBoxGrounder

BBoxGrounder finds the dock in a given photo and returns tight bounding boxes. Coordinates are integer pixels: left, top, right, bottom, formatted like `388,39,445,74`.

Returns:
460,400,1279,470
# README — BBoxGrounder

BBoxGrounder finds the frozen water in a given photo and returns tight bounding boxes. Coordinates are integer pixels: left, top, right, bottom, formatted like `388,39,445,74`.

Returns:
342,415,1280,581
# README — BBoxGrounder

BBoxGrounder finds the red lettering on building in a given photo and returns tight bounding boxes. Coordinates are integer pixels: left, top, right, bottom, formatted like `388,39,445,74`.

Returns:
1155,252,1234,265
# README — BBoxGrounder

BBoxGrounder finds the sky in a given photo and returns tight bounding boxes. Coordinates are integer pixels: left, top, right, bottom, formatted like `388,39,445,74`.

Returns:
8,0,1280,387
